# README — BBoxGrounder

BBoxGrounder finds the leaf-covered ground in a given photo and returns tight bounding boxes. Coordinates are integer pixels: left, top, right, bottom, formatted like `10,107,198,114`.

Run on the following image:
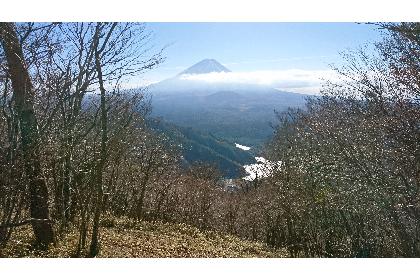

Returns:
1,218,287,258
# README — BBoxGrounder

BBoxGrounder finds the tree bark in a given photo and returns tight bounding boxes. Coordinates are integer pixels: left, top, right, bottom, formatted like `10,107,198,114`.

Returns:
0,22,54,247
89,24,109,256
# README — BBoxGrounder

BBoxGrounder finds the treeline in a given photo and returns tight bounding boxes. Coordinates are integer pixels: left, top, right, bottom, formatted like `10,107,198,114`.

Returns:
206,23,420,257
212,23,420,257
0,22,171,255
1,22,419,258
261,23,420,257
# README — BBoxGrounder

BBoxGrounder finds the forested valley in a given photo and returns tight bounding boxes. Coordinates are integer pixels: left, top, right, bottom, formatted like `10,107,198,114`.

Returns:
0,22,419,257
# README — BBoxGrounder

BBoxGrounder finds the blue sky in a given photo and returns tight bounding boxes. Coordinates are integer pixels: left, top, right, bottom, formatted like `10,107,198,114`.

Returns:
134,23,383,93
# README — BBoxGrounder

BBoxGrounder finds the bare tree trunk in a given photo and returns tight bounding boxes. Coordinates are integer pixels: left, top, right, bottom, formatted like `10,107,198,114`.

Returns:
0,22,54,247
89,25,109,256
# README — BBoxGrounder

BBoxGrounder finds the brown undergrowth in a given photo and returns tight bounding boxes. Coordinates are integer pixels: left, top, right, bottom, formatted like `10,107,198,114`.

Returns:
1,217,287,258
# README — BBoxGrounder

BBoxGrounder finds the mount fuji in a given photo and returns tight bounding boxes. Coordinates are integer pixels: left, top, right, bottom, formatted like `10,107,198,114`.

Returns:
149,59,308,147
151,59,289,97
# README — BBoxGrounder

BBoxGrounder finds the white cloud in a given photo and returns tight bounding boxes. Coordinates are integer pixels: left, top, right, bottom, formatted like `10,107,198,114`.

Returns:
224,55,339,66
179,69,339,94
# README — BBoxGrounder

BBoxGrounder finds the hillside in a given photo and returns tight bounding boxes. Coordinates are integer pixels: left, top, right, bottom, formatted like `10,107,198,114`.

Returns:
1,218,287,258
148,118,255,178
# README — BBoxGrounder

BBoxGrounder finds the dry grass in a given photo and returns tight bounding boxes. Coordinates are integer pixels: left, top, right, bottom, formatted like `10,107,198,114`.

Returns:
0,217,287,258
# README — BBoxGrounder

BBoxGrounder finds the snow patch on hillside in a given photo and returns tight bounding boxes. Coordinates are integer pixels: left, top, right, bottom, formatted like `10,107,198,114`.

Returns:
235,143,251,151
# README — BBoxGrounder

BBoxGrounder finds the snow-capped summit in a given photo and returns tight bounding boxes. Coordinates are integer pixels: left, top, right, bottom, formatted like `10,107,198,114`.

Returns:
178,59,231,75
151,58,287,96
